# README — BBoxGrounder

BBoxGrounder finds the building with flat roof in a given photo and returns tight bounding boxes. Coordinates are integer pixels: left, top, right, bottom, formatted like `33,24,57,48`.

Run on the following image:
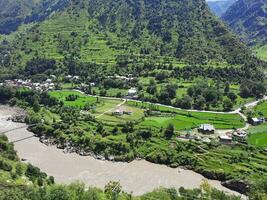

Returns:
198,124,215,134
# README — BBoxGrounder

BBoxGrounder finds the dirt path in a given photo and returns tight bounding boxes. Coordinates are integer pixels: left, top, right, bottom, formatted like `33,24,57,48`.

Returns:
95,99,126,118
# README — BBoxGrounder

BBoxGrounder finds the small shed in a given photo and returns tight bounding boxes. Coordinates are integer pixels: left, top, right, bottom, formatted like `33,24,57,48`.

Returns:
198,124,215,134
219,135,232,143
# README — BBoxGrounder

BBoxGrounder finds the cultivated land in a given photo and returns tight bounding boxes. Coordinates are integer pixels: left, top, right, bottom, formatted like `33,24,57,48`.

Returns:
49,90,245,130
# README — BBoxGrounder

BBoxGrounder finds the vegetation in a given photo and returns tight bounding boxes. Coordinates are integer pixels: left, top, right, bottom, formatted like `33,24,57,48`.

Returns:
222,0,267,47
0,0,262,73
255,100,267,117
0,180,247,200
247,124,267,148
1,86,266,196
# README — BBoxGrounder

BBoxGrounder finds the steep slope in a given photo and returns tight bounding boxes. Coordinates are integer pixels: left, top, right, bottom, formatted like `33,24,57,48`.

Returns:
207,0,236,17
222,0,267,46
3,0,254,67
0,0,37,34
0,0,69,34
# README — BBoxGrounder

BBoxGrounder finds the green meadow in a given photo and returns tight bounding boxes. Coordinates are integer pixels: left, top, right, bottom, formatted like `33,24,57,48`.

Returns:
248,124,267,148
255,100,267,117
49,90,97,108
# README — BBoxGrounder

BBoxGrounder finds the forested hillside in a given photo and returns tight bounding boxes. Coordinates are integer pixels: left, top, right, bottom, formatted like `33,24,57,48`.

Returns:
0,0,257,70
222,0,267,46
0,0,69,34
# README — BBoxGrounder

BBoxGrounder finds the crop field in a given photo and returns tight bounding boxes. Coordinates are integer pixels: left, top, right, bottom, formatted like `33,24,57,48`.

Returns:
197,145,267,181
127,101,245,129
248,124,267,148
138,112,244,131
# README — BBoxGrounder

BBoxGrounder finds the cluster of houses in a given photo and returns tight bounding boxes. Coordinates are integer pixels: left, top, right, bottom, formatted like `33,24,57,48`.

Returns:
218,129,248,143
65,75,80,81
3,78,56,91
107,74,136,81
197,123,249,144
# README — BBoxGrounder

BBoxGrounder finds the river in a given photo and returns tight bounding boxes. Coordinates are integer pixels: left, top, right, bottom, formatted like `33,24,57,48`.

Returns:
0,105,244,197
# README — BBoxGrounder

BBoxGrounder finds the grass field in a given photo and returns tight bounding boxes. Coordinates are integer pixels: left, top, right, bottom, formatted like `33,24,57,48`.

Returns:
248,124,267,148
254,45,267,61
255,100,267,117
49,90,97,108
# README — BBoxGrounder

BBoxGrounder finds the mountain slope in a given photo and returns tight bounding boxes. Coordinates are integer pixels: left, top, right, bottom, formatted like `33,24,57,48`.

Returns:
0,0,37,34
0,0,69,34
2,0,256,67
207,0,236,17
222,0,267,46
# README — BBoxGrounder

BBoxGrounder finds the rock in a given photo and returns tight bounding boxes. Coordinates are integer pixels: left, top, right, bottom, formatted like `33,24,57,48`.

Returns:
222,180,249,194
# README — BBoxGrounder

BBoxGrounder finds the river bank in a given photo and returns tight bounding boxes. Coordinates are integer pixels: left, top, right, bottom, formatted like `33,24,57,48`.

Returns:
0,105,245,197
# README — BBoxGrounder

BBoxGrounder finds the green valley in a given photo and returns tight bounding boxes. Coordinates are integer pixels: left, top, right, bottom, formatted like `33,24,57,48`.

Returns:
0,0,267,199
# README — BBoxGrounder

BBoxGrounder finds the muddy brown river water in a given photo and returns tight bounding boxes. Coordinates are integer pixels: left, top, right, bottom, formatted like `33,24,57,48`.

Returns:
0,105,245,197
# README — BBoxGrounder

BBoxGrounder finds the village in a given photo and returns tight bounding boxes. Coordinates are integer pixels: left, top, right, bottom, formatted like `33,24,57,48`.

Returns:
177,115,265,145
1,75,266,148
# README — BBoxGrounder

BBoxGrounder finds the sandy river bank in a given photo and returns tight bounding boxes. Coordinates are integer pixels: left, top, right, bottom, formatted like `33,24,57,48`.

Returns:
0,105,244,197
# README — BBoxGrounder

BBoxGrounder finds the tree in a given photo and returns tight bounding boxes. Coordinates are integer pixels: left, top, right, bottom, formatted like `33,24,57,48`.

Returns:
33,100,40,112
194,95,206,110
227,92,237,102
223,98,233,111
224,82,230,94
175,95,192,109
165,124,174,139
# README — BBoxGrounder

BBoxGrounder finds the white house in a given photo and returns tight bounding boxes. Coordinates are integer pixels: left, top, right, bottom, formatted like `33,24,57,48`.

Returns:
128,88,137,96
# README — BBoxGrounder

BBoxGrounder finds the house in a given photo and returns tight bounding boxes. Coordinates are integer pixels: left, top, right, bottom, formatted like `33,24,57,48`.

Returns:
128,88,137,97
90,82,96,87
249,117,265,126
65,75,73,80
45,79,52,83
112,107,124,115
73,76,80,80
198,124,215,134
219,135,232,143
233,129,247,139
